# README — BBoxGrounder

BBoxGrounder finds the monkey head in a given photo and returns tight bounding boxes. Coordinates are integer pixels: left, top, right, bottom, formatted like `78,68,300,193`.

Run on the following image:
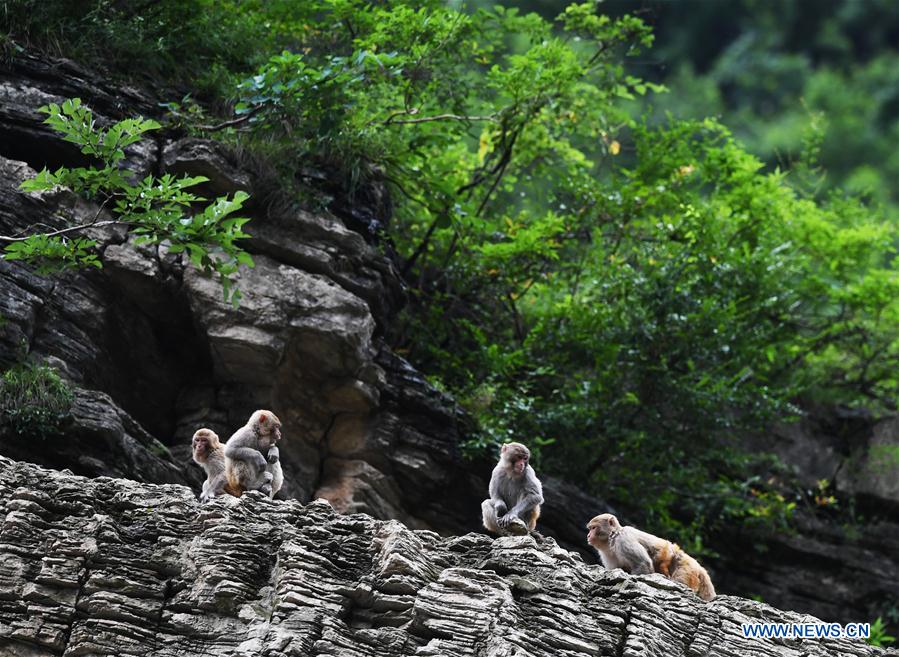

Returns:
250,409,282,446
500,442,531,476
587,513,621,548
191,428,220,463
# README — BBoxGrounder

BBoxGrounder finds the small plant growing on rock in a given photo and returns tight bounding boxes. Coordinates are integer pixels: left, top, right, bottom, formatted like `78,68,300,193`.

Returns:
867,617,896,647
3,98,254,305
0,362,73,439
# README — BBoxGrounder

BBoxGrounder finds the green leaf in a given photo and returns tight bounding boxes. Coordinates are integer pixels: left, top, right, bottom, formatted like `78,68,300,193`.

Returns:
19,169,58,192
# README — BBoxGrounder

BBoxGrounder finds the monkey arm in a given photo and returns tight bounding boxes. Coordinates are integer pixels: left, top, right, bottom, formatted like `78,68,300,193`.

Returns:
507,472,544,520
624,547,653,575
631,528,673,568
267,444,280,464
487,466,508,515
225,444,267,470
507,491,543,520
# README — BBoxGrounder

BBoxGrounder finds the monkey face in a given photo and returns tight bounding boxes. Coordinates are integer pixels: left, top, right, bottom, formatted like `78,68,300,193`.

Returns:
253,410,282,442
511,452,528,474
191,429,219,458
586,514,618,546
261,421,281,447
501,442,530,475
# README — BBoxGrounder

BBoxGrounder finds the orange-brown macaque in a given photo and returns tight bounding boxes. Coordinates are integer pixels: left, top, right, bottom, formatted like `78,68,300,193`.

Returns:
587,513,716,601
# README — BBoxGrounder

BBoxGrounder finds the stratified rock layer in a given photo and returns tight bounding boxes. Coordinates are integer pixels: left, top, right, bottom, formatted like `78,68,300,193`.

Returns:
0,457,893,657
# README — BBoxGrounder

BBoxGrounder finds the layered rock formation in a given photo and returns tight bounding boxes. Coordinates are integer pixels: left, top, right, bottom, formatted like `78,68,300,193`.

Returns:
1,456,894,657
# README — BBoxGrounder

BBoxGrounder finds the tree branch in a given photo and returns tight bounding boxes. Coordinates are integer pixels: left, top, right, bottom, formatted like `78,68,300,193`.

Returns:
198,105,262,132
401,211,445,278
0,220,122,242
0,196,116,242
384,111,496,126
506,290,525,344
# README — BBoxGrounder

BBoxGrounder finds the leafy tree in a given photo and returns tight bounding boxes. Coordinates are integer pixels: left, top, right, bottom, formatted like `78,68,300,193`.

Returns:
588,0,899,214
218,0,898,540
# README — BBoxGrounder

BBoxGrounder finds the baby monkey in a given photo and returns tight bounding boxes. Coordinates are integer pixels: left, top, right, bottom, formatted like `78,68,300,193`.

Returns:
481,442,544,536
224,410,283,498
587,513,716,601
191,428,241,501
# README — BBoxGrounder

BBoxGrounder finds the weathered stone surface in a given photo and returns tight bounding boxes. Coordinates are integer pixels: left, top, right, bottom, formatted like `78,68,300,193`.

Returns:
0,50,405,512
0,154,212,441
1,456,893,657
716,511,899,633
724,407,899,628
0,387,201,490
243,203,402,330
0,52,524,557
0,53,156,176
162,138,252,199
839,416,899,506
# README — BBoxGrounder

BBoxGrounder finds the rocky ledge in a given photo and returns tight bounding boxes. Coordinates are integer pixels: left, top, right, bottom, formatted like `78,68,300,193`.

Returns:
1,456,893,657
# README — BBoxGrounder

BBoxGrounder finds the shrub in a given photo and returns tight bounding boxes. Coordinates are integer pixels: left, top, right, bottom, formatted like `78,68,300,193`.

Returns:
0,362,74,439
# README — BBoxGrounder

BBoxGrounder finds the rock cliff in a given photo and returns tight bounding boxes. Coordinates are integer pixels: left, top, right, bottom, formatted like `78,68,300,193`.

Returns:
0,51,599,554
1,456,894,657
0,51,463,516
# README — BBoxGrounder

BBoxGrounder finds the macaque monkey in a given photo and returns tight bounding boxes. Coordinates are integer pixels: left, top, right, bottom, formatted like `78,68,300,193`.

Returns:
224,410,283,498
586,513,716,601
191,428,242,501
481,442,544,536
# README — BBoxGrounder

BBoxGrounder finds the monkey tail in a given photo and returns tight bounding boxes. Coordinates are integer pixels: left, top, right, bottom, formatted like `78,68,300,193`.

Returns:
224,462,244,497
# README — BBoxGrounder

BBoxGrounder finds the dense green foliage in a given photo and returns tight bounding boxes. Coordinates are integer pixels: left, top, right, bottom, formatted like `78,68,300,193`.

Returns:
587,0,899,214
5,1,899,551
7,99,253,303
0,361,73,439
2,0,306,92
